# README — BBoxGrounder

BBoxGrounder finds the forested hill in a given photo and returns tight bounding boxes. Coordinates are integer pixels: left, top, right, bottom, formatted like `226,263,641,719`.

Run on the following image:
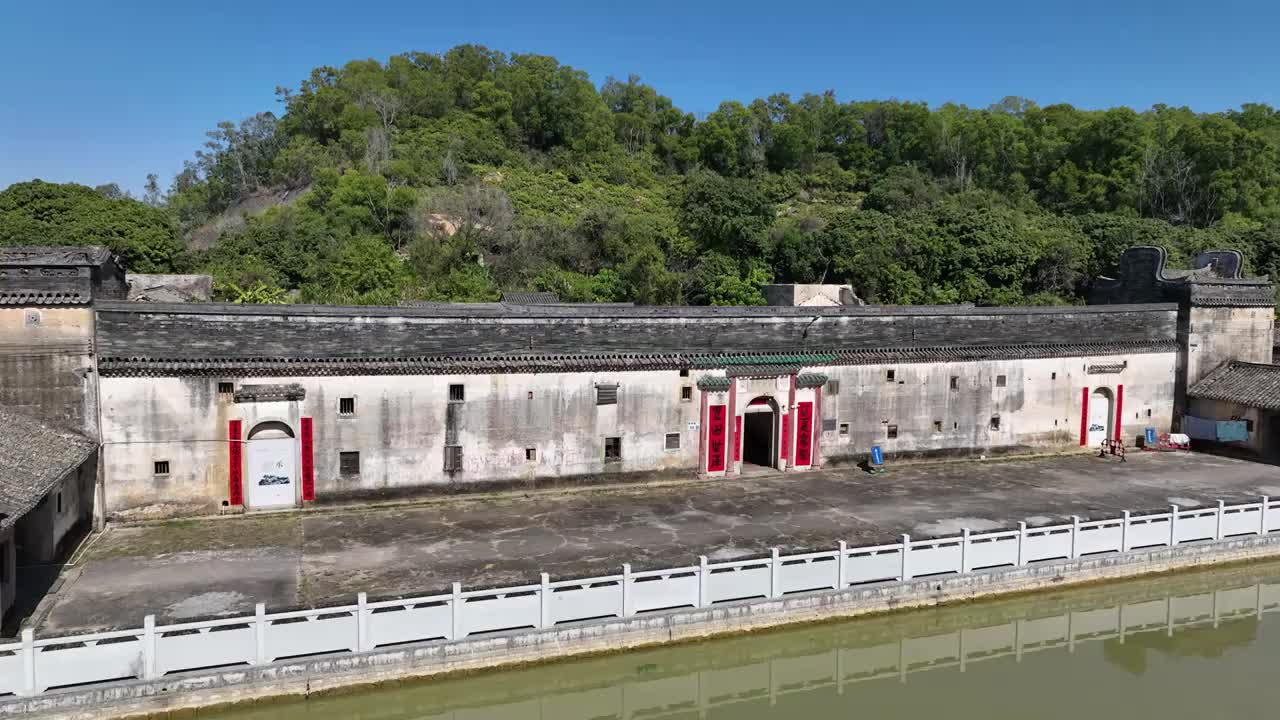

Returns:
4,44,1280,306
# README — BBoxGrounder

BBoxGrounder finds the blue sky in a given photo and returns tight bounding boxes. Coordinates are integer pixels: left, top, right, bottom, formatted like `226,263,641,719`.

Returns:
2,0,1277,195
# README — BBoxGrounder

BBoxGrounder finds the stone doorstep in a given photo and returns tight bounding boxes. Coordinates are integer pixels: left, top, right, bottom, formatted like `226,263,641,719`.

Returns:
8,532,1280,719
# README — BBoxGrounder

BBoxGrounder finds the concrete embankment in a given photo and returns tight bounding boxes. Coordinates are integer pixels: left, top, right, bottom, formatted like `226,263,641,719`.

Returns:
10,533,1280,720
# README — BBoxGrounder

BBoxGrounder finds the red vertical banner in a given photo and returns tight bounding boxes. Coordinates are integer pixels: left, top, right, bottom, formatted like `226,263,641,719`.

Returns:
707,405,727,472
734,415,742,462
795,401,814,467
300,417,315,501
228,419,243,506
1114,385,1124,443
1079,387,1090,446
782,414,791,463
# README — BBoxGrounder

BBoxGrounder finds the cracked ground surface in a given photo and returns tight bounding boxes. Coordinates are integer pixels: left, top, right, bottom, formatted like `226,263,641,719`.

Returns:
32,451,1280,634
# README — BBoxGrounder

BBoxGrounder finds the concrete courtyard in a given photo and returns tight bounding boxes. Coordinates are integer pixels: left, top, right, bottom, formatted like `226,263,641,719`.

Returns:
29,451,1280,634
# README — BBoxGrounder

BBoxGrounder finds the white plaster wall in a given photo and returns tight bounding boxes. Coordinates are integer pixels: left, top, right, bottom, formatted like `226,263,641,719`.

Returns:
99,352,1177,517
100,370,704,516
818,352,1178,461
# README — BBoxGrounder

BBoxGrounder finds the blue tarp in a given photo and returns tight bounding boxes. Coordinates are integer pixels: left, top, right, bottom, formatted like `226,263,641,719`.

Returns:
1216,420,1250,443
1184,415,1218,441
1183,416,1250,442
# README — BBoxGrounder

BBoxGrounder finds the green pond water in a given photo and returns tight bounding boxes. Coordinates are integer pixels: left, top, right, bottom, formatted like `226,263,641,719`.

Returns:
208,561,1280,720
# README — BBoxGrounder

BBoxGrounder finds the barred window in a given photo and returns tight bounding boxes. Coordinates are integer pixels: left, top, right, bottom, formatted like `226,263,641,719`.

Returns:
604,437,622,461
826,379,840,395
217,382,234,396
996,375,1007,388
887,425,898,439
444,446,463,471
681,386,693,402
597,385,618,405
665,433,681,450
340,451,360,475
154,460,170,476
339,397,356,416
449,384,465,402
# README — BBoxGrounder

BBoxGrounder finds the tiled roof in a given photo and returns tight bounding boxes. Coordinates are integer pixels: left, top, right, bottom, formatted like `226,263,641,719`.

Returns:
796,373,830,388
1188,361,1280,410
0,290,89,305
500,291,559,304
0,246,112,266
0,410,96,528
696,376,731,391
99,340,1178,378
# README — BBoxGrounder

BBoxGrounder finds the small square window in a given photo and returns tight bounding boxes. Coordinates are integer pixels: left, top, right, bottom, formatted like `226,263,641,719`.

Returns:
826,379,840,395
954,422,958,429
950,376,959,391
990,416,1001,430
597,385,618,406
665,432,681,450
886,369,896,383
1055,419,1059,426
154,460,170,476
217,382,234,396
340,451,360,475
1051,372,1057,380
339,397,355,416
1146,408,1152,417
527,391,534,400
996,375,1007,388
887,425,898,439
839,423,850,436
449,384,465,402
525,447,537,462
679,369,690,378
933,420,942,432
604,436,622,461
681,386,693,402
444,446,462,471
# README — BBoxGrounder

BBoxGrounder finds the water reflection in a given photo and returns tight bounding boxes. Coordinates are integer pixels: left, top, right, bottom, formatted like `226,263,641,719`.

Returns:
208,563,1280,720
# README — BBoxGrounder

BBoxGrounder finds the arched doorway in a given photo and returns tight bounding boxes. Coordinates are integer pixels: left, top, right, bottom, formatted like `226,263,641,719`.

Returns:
1088,388,1113,447
246,421,297,509
742,396,780,469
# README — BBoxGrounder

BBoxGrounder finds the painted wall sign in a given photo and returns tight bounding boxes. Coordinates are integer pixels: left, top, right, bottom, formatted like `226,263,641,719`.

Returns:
228,419,243,506
734,415,742,462
687,421,699,432
795,401,814,467
707,404,727,472
300,417,315,502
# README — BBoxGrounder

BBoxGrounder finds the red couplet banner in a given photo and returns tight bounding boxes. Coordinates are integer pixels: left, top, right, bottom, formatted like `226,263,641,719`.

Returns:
794,401,813,467
228,419,243,506
707,405,727,472
300,417,315,502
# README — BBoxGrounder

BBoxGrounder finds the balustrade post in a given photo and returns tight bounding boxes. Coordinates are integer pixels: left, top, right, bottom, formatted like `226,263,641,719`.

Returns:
621,564,633,617
1170,505,1180,546
539,573,551,629
1070,516,1080,559
900,535,911,581
356,593,370,652
143,615,157,679
836,541,847,589
770,548,781,598
1016,523,1027,566
1121,511,1131,552
1262,496,1270,535
21,628,35,696
254,603,266,665
1216,500,1226,541
698,556,709,607
451,582,463,640
960,529,970,573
